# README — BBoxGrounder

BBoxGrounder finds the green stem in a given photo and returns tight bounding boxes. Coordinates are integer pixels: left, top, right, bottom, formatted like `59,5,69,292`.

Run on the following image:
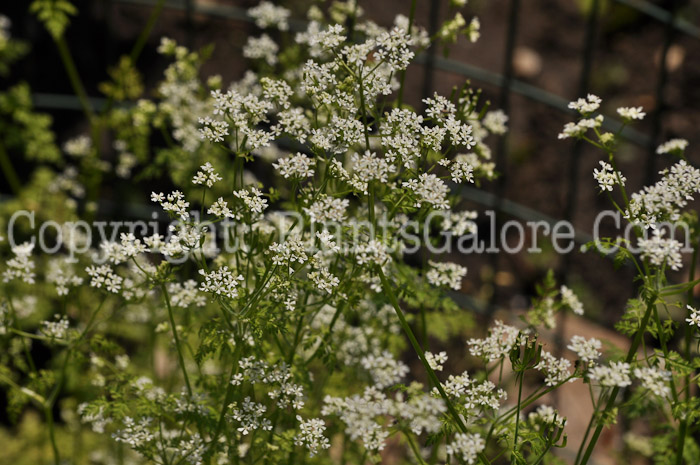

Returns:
0,142,21,194
404,430,428,465
45,404,60,465
161,284,193,396
55,36,94,122
512,371,524,457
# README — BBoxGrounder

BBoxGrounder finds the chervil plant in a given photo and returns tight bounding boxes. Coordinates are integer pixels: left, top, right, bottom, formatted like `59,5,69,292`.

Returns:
1,1,699,465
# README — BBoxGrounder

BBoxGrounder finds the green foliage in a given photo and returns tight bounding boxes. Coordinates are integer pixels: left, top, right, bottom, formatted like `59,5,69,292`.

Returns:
99,56,145,101
0,83,61,162
29,0,77,39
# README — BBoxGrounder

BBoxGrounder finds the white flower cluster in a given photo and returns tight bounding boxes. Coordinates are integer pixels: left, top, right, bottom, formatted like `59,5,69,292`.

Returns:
467,320,521,362
40,314,70,339
446,432,486,464
426,261,467,290
86,265,123,293
560,285,584,315
535,350,574,386
593,160,626,192
403,173,450,209
228,397,272,435
233,187,268,215
322,387,393,451
633,366,671,398
687,305,700,327
638,230,683,271
272,152,315,179
308,268,340,294
151,191,190,221
425,351,448,371
588,361,632,387
482,110,509,135
47,260,84,296
112,417,155,448
294,416,330,457
269,239,308,268
616,106,646,120
626,160,700,229
568,94,601,114
360,351,410,389
304,195,349,223
401,393,446,435
2,242,36,284
168,280,206,308
243,34,279,66
192,161,222,187
198,267,245,300
442,210,478,235
437,371,507,412
63,134,92,157
528,405,567,429
247,1,290,31
567,335,601,365
197,116,229,143
656,138,688,155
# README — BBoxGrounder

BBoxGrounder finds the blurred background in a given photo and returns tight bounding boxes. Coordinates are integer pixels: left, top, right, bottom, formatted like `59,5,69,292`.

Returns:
1,1,700,462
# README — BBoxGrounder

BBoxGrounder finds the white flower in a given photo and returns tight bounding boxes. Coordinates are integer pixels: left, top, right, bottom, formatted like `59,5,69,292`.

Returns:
375,27,414,72
589,361,632,387
626,160,700,229
425,351,448,371
208,197,234,219
2,242,36,284
113,417,155,448
568,94,601,114
40,314,70,339
198,117,229,143
151,190,190,220
633,366,671,398
468,320,521,362
248,1,290,31
560,285,584,315
199,267,245,300
86,265,123,293
63,134,92,157
617,106,646,120
686,305,700,327
229,397,272,435
426,261,467,290
450,159,475,184
192,162,222,187
403,173,450,209
308,268,340,294
638,229,683,271
273,152,315,179
482,110,508,135
294,416,330,456
446,432,485,464
304,195,349,223
242,34,279,65
528,405,567,429
593,160,626,192
400,394,446,435
656,138,688,155
535,350,574,386
567,335,601,364
360,351,409,389
233,187,268,215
